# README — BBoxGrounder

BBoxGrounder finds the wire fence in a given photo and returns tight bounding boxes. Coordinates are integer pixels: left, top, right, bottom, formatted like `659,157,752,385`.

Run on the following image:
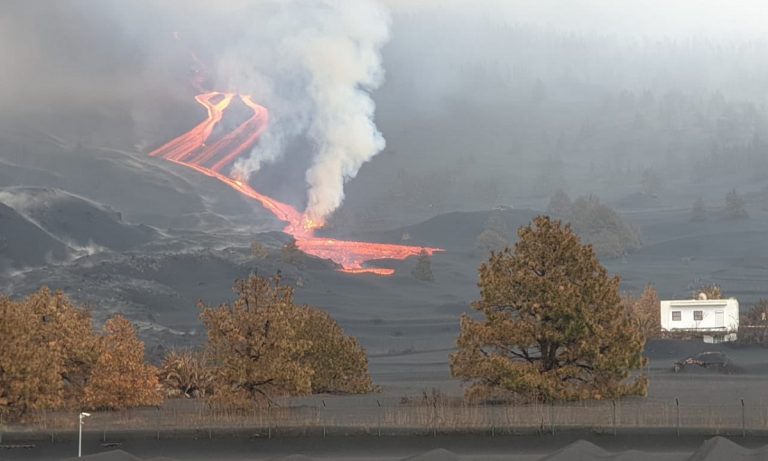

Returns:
4,398,768,439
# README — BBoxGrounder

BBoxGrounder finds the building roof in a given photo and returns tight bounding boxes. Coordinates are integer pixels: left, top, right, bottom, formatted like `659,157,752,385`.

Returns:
661,299,735,308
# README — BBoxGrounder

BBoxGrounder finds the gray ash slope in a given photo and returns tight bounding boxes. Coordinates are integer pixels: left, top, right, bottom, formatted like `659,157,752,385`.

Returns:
0,201,69,269
3,137,768,401
0,187,157,250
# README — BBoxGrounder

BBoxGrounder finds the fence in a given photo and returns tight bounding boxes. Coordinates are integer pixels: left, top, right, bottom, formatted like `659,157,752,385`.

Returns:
4,397,768,440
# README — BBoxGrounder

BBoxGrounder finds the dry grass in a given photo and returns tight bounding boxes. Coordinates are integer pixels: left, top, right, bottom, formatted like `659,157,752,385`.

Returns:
4,398,768,436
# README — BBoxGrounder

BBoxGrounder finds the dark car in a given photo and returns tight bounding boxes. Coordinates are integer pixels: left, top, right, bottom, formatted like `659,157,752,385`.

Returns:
673,351,740,374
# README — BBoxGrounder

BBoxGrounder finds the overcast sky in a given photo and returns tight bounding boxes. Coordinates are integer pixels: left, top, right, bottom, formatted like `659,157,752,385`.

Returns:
385,0,768,40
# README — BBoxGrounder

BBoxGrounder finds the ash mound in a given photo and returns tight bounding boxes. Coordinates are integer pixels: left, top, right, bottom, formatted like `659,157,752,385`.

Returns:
268,455,315,461
0,201,68,269
402,448,461,461
0,187,157,251
689,436,768,461
540,440,611,460
0,187,158,271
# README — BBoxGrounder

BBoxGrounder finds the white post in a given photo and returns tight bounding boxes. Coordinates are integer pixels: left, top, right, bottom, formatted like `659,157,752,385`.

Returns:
78,412,91,458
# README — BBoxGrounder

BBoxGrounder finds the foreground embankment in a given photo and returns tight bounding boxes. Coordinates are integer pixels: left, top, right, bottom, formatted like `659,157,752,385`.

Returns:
3,430,768,460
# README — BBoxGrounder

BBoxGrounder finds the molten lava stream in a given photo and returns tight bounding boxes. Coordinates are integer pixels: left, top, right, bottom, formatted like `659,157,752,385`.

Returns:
149,92,443,275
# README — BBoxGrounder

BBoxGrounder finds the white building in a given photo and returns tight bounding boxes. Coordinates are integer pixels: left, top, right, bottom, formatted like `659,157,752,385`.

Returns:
660,297,739,343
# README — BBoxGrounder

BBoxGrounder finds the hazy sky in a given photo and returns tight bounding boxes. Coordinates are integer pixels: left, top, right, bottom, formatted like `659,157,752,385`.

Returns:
2,0,766,214
386,0,768,40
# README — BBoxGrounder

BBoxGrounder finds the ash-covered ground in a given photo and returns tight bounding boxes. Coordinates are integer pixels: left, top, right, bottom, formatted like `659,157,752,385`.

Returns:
7,433,768,460
3,114,768,407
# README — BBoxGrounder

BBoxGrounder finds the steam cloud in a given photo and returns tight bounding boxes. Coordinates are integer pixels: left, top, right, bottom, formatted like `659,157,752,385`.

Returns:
227,0,390,222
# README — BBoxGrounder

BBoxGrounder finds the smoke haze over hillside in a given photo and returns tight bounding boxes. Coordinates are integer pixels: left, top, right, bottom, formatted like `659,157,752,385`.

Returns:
1,0,767,219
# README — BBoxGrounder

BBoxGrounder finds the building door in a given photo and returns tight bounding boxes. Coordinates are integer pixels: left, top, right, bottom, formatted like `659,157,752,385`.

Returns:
715,310,724,327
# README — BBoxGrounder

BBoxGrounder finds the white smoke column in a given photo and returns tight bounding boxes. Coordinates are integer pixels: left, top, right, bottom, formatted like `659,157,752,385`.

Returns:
298,0,390,222
225,0,390,223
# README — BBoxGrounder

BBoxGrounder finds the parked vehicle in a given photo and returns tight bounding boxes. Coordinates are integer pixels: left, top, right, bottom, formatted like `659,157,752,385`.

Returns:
673,351,740,374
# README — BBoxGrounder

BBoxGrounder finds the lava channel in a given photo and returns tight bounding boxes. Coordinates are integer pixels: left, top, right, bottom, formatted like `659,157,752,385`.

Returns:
148,91,442,275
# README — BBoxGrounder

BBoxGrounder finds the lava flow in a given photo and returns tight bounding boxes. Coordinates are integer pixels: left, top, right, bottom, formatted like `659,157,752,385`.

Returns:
149,91,441,275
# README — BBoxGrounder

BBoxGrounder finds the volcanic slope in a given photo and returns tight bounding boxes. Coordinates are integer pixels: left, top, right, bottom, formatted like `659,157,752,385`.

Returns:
0,137,272,231
0,187,157,251
0,201,68,269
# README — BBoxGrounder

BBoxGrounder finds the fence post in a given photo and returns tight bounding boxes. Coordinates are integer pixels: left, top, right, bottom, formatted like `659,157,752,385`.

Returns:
490,404,495,438
322,400,326,439
432,401,437,438
377,400,382,437
208,405,213,440
156,406,161,441
675,398,680,437
267,403,272,440
741,399,746,438
550,402,555,436
612,400,617,436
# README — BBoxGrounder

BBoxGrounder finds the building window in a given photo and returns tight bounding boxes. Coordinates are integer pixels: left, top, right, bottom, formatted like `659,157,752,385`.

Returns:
694,311,704,321
672,311,681,321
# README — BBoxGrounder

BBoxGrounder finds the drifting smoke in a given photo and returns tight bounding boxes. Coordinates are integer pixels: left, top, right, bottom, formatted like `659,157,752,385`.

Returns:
225,0,390,223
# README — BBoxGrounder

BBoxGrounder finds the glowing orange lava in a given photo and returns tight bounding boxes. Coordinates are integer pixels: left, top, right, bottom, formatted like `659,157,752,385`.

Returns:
148,91,442,275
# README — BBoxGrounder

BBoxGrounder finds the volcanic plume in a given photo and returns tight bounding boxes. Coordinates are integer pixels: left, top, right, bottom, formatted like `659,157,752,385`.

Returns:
149,91,441,275
224,0,391,223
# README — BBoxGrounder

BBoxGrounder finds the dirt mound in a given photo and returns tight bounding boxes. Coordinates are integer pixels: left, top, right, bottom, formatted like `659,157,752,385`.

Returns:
401,448,461,461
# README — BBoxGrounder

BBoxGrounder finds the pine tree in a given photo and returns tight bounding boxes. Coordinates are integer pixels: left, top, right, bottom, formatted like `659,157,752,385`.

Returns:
251,241,269,260
690,197,707,221
281,239,303,266
0,294,62,419
724,189,748,219
200,276,312,406
451,216,647,402
547,189,572,216
84,315,162,410
295,308,373,394
0,288,99,420
199,275,374,406
475,209,511,253
624,285,661,339
411,249,435,281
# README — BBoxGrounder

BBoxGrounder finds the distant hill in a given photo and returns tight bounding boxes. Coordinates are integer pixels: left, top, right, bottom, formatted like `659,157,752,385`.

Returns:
347,208,538,251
